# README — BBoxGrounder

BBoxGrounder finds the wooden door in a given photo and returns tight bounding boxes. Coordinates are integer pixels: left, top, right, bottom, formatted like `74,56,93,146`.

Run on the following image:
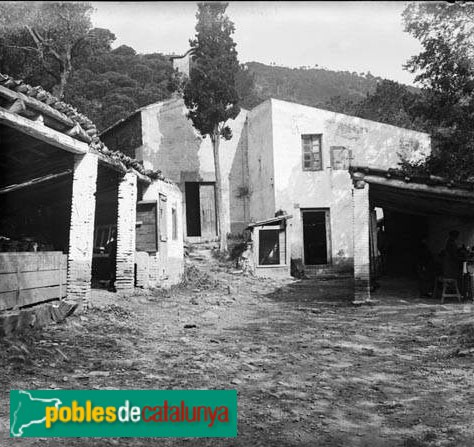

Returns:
158,194,168,277
136,202,158,252
199,183,217,238
302,210,331,265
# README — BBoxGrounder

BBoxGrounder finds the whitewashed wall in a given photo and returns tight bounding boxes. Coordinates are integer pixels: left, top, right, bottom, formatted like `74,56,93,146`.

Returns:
252,99,431,268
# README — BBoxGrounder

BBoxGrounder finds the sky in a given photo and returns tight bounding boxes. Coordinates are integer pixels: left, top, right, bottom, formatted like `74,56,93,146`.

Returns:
91,1,422,86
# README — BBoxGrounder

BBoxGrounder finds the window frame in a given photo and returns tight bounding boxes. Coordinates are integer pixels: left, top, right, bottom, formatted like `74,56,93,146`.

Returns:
256,225,287,267
301,134,323,171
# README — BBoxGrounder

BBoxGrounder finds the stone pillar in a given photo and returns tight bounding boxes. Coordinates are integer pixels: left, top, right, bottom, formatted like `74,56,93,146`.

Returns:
67,153,98,308
352,174,371,301
116,172,137,292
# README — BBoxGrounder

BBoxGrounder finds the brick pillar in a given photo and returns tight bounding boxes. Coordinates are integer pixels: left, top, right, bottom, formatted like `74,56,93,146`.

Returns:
116,172,137,292
67,153,98,308
352,175,371,301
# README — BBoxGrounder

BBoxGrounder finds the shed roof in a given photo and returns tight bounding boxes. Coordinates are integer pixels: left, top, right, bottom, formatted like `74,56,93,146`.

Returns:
247,214,293,228
0,73,169,183
350,166,474,217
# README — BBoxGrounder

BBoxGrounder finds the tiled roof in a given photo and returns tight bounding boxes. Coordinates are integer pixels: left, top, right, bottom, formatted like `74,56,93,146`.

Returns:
0,73,167,182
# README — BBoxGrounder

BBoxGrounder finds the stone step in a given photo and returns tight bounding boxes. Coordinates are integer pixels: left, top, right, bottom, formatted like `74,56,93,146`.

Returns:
304,266,352,280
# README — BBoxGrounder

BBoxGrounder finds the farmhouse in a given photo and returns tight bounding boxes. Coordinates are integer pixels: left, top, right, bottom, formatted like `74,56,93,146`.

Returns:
247,99,430,276
0,74,184,331
102,95,430,277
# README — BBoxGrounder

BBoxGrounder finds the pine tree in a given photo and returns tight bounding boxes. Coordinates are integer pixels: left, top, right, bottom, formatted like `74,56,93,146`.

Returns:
184,2,241,252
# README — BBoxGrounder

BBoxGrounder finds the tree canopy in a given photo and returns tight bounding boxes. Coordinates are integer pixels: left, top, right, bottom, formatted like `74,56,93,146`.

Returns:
0,1,94,98
183,2,241,140
402,2,474,181
0,3,175,130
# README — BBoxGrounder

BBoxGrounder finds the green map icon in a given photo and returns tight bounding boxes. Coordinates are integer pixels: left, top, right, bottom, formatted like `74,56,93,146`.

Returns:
10,390,62,437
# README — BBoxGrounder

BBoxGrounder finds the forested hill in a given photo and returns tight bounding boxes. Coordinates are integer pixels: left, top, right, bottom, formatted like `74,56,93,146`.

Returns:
240,61,385,111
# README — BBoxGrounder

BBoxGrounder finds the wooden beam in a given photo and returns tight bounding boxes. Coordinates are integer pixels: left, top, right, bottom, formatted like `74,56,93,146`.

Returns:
0,107,88,154
363,175,474,200
0,169,72,195
0,85,75,129
372,183,474,206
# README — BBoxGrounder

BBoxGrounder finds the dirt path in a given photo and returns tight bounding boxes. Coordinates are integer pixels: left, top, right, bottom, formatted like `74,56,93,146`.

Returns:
1,256,474,447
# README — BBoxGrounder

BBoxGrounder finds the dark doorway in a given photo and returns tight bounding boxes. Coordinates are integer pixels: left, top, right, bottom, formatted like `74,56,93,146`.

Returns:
185,182,217,238
92,166,119,289
185,182,201,237
302,210,330,265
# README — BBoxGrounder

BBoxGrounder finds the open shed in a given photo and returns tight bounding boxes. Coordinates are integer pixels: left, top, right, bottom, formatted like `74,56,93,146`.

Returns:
0,74,182,331
350,166,474,302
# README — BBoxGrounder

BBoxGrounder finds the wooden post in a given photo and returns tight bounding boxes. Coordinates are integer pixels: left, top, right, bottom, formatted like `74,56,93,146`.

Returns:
59,257,63,300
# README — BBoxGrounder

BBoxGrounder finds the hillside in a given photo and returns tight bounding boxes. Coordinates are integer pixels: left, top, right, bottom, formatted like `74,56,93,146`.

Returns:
241,61,385,111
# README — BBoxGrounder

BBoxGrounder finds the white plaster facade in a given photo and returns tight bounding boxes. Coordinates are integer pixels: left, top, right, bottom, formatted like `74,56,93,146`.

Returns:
248,99,431,271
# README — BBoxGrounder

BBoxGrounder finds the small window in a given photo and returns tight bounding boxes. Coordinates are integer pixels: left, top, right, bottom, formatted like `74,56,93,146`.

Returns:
302,134,323,171
259,229,280,265
330,146,351,170
172,207,178,240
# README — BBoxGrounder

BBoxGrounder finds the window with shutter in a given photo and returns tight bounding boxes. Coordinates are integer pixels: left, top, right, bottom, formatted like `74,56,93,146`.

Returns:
301,134,323,171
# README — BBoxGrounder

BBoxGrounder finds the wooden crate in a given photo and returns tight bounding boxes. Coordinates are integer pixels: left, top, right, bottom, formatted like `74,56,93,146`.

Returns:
0,252,67,311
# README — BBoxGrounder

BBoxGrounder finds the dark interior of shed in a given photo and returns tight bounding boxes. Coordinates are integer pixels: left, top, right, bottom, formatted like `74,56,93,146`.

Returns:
91,164,119,287
0,123,73,253
369,180,474,300
381,210,428,277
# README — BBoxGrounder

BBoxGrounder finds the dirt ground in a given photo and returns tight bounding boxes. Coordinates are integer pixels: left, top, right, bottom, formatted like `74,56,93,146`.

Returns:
1,253,474,447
